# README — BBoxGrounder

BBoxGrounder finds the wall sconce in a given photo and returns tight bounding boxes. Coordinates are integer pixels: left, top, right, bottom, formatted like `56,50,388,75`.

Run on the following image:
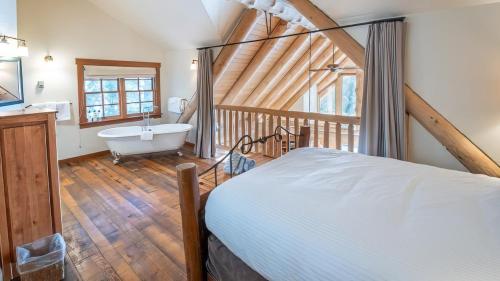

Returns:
0,35,29,57
44,55,54,62
190,59,198,70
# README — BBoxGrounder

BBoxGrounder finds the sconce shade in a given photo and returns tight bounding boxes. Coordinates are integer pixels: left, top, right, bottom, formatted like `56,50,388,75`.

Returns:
17,41,29,57
190,59,198,70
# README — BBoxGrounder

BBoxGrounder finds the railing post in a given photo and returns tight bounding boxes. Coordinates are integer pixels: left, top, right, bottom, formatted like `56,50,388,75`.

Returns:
298,126,311,148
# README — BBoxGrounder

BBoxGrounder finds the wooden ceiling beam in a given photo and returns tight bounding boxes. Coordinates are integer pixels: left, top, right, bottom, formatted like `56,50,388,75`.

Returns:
287,0,365,67
242,30,311,107
257,38,330,108
213,9,260,87
219,19,289,105
177,9,259,123
279,54,348,110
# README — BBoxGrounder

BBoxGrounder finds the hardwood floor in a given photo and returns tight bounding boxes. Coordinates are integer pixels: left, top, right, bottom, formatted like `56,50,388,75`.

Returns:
59,147,272,281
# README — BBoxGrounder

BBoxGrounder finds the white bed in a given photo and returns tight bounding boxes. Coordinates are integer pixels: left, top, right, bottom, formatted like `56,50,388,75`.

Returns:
205,148,500,281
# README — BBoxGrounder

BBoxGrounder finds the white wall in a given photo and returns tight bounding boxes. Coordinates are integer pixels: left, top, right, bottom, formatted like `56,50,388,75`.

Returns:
164,49,199,143
339,3,500,171
16,0,168,159
404,3,500,171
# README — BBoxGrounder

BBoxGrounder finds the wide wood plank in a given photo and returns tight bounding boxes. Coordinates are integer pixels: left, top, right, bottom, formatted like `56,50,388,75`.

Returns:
60,146,273,280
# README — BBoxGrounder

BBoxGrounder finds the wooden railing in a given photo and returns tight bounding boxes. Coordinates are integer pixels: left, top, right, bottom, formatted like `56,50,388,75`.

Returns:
215,105,361,158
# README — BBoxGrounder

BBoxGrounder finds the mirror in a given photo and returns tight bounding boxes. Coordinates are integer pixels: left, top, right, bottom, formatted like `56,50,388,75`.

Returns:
0,57,24,107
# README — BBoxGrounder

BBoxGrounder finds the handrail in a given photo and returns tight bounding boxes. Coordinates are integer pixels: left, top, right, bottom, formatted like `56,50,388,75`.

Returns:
215,105,360,125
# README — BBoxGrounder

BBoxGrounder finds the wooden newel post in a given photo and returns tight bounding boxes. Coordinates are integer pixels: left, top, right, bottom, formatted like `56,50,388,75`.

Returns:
298,126,311,148
176,163,204,281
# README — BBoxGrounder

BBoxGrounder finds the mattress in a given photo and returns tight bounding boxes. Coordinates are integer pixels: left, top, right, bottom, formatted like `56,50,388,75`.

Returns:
205,148,500,281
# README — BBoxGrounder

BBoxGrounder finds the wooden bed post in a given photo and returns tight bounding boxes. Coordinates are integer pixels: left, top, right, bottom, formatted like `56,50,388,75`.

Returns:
177,163,205,281
176,125,310,281
298,126,311,148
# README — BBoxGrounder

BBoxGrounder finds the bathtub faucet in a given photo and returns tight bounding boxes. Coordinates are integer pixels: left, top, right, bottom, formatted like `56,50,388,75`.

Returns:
142,106,159,131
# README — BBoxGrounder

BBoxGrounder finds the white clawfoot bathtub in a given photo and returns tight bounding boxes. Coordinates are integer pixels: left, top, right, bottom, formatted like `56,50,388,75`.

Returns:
98,124,192,163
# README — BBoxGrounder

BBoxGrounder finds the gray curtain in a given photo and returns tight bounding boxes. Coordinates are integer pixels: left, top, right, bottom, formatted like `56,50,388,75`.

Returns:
358,21,406,160
195,49,216,158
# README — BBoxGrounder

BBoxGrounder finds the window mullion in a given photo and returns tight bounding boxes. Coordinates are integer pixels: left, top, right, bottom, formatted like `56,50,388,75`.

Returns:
119,78,126,118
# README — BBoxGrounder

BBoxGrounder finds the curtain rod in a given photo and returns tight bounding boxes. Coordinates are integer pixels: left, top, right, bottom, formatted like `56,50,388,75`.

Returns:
197,16,405,51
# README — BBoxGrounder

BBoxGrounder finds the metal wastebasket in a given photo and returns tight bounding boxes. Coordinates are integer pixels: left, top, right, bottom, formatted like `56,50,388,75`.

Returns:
16,233,65,281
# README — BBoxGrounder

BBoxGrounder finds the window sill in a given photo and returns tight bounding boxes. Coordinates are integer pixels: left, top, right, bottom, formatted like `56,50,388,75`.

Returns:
79,113,161,129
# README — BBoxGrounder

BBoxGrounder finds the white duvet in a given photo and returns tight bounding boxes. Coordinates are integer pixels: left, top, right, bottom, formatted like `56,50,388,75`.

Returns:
205,148,500,281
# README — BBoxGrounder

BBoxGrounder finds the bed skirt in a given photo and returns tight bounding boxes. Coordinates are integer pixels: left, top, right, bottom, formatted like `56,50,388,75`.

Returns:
207,234,267,281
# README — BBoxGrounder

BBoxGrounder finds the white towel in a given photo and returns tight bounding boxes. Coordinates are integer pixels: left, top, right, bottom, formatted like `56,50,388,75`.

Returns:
31,101,71,121
140,130,154,141
168,97,185,114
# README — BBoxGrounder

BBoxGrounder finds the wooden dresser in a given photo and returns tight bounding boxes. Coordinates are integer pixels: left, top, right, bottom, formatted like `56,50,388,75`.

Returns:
0,109,62,280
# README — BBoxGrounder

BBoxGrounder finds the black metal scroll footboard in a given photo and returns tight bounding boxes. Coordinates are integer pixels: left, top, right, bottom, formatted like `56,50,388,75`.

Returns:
198,125,304,186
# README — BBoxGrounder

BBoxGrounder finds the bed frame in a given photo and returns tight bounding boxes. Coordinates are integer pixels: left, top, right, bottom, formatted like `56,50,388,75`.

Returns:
176,126,311,281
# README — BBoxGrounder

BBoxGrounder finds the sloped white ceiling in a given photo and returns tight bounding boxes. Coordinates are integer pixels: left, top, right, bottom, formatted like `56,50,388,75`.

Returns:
86,0,245,50
86,0,500,50
310,0,500,23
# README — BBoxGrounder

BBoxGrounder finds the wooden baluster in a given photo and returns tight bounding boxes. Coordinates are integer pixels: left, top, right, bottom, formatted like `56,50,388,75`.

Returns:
276,116,282,155
267,114,274,157
324,121,329,148
335,122,341,150
314,119,319,147
261,114,267,154
294,117,299,149
222,109,227,147
304,118,309,126
234,111,239,144
247,111,252,141
285,116,290,151
348,123,354,152
216,109,221,145
254,113,260,153
241,111,246,138
228,110,233,147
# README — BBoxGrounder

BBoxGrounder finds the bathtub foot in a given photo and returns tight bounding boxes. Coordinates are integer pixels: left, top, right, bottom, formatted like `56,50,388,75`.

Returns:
112,151,121,164
177,151,183,157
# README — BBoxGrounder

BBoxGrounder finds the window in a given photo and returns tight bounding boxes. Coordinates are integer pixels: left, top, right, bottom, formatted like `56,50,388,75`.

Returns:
124,78,155,114
76,59,161,128
85,79,120,120
341,75,356,116
319,85,335,114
